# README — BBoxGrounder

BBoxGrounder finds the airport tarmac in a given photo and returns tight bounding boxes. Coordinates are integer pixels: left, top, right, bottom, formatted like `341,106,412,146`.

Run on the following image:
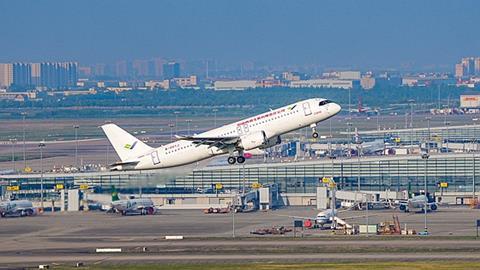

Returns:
1,206,480,267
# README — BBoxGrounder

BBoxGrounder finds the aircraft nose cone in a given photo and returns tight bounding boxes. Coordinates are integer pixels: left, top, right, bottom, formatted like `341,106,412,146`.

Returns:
331,103,341,115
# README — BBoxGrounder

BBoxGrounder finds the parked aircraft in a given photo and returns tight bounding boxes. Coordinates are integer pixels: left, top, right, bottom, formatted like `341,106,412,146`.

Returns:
0,200,36,217
398,194,438,212
282,209,337,227
102,98,341,170
110,197,156,216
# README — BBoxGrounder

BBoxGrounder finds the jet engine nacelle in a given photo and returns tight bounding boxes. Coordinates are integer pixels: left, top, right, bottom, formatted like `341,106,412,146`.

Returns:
239,131,267,150
259,135,281,149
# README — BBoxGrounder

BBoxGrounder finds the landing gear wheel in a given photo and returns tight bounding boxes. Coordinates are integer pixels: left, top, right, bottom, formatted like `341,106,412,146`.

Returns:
312,132,319,138
227,156,236,165
237,156,246,164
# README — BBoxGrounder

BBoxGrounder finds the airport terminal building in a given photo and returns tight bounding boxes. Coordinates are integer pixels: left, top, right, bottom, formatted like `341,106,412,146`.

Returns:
1,152,479,199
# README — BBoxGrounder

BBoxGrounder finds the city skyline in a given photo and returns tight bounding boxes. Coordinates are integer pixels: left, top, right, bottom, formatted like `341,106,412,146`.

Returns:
0,0,479,71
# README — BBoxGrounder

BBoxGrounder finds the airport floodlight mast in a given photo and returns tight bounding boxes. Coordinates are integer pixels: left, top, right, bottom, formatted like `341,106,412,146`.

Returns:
9,138,17,172
212,108,218,127
21,112,27,170
174,111,180,134
38,141,46,209
186,119,192,136
74,125,79,169
169,123,175,142
408,99,415,147
423,152,429,234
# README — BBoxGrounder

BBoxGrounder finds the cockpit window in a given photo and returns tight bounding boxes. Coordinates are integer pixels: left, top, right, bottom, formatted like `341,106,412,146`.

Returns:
319,100,332,106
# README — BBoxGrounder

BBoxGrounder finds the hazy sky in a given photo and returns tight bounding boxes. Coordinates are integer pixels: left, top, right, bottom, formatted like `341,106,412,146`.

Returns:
0,0,478,70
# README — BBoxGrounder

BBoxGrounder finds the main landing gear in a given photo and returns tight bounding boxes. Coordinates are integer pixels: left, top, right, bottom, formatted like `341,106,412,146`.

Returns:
227,156,246,165
311,123,319,138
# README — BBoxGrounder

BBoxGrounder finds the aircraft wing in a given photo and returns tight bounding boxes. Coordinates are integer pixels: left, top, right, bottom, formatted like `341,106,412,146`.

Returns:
175,135,240,149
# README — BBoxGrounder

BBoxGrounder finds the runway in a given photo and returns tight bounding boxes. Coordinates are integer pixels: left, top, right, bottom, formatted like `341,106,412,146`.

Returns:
1,207,480,267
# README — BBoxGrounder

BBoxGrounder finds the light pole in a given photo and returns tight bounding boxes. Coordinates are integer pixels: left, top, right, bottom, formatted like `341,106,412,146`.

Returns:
38,141,46,209
408,99,415,148
473,139,476,204
445,121,450,150
169,123,175,142
22,112,27,170
74,125,79,169
426,117,431,153
365,193,369,237
186,119,192,136
174,111,180,135
10,138,17,172
213,109,218,127
422,153,429,234
346,120,352,158
232,194,236,238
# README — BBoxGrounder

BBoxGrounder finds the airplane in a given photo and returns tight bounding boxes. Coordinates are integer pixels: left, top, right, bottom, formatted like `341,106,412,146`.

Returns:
109,196,156,216
397,194,438,212
101,98,341,170
0,200,36,218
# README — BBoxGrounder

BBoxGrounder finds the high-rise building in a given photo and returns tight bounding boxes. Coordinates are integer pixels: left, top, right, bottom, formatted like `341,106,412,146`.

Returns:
163,61,180,79
31,63,41,86
0,63,13,88
115,60,134,78
133,60,149,77
455,63,465,78
12,63,31,88
461,57,475,76
38,62,78,89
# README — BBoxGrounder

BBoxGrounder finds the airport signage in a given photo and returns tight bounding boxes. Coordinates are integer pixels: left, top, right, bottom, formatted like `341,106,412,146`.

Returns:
215,183,223,190
439,182,448,188
6,185,20,191
79,184,89,190
294,220,303,228
322,177,331,183
56,184,64,190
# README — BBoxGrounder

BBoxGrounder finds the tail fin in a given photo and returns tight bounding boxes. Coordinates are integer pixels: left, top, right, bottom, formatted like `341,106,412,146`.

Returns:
101,123,153,162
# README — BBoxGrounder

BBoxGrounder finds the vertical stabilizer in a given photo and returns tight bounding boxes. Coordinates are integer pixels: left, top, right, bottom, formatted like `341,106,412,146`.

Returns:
101,123,152,162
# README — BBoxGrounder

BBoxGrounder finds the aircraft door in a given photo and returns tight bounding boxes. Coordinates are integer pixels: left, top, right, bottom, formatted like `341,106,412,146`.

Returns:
302,102,312,116
151,150,161,165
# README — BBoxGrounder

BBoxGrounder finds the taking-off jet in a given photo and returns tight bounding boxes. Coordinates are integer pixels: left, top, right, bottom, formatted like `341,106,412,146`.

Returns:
102,98,341,171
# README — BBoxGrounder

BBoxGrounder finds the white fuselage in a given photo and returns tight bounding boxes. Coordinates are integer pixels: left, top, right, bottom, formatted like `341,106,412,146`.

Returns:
132,98,341,170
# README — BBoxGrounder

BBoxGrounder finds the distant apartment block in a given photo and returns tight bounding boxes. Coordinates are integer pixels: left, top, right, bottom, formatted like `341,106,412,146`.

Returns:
0,62,78,90
214,80,257,90
455,57,480,78
0,63,13,88
163,62,180,79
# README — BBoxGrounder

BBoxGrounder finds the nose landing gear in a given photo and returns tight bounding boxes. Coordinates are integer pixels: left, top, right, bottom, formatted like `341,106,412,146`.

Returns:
310,123,319,138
